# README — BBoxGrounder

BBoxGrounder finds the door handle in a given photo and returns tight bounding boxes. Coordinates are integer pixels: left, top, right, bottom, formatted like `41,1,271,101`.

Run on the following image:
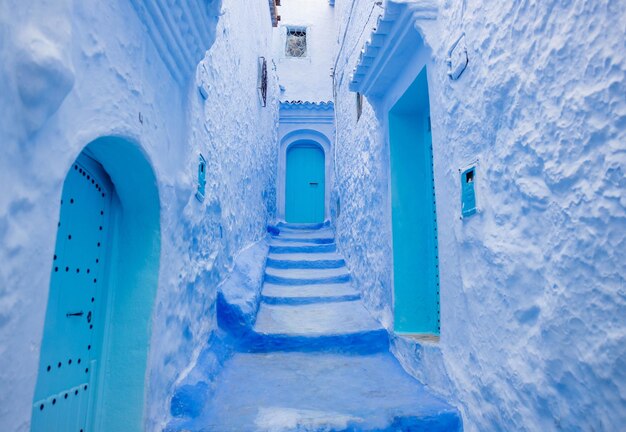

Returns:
309,182,318,186
66,311,84,317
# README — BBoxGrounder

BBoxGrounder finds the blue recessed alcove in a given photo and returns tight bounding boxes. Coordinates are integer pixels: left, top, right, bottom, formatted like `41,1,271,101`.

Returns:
461,166,477,217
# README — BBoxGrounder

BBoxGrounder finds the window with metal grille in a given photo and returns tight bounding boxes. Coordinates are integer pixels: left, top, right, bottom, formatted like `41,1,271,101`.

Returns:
285,27,307,57
258,56,267,107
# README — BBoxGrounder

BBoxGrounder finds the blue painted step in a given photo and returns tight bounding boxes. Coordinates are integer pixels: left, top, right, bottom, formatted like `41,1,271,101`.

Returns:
197,225,464,432
166,352,462,432
276,221,329,230
271,236,335,244
266,257,346,269
261,282,360,305
261,293,360,305
269,243,337,254
242,300,387,354
241,329,389,354
264,273,351,285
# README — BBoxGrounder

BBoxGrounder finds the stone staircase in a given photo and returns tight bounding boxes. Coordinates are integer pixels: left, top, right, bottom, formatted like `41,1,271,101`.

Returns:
169,223,462,431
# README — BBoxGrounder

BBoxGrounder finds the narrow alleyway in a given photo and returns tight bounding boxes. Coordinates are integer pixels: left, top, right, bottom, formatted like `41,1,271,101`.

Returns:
170,224,461,431
2,1,623,430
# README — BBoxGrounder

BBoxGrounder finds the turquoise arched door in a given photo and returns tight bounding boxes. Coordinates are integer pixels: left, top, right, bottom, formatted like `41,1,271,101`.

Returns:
286,143,325,223
32,153,113,431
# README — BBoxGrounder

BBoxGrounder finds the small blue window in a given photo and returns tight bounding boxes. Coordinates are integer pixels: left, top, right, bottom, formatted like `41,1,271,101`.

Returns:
461,167,476,217
196,154,206,202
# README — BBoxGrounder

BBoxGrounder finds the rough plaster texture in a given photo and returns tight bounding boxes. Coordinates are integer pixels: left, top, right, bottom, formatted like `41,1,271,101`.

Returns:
274,0,336,102
0,0,278,430
138,1,280,429
332,0,626,431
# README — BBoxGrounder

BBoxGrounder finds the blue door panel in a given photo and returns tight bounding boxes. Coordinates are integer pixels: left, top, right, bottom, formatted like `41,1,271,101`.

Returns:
286,144,325,223
32,153,113,431
389,67,440,335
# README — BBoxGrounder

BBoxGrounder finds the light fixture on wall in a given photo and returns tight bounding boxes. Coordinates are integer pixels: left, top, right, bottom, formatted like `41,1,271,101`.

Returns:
258,56,268,107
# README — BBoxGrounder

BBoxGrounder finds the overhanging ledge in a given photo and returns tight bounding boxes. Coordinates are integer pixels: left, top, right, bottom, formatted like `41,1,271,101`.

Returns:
348,0,437,100
280,101,335,125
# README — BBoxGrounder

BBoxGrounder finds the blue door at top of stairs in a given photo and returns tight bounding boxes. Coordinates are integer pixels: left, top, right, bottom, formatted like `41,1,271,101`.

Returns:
286,144,325,223
32,153,113,432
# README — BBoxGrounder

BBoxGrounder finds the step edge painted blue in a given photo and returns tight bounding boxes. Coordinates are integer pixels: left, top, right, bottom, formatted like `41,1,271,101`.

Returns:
261,294,361,305
269,244,337,254
266,258,346,269
239,328,389,354
271,237,335,244
276,221,329,230
264,273,351,285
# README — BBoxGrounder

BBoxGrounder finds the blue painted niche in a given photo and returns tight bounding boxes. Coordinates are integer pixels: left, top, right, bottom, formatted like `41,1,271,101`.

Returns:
461,166,477,217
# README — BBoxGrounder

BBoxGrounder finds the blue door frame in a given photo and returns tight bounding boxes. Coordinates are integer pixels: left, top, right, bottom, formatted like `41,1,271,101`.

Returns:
285,143,325,223
32,137,162,432
389,67,440,335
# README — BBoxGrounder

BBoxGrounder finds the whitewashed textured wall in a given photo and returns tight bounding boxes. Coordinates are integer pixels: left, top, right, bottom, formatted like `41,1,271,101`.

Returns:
332,0,626,431
0,0,278,430
274,0,336,101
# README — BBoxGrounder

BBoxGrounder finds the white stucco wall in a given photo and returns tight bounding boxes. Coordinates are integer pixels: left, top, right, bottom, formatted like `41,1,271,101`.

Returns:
0,0,278,430
332,0,626,431
274,0,336,101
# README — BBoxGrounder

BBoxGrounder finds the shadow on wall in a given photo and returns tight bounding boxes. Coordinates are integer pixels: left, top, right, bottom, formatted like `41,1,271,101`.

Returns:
32,136,160,432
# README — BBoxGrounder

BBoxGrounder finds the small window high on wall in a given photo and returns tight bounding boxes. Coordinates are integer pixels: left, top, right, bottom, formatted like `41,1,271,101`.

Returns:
286,27,307,57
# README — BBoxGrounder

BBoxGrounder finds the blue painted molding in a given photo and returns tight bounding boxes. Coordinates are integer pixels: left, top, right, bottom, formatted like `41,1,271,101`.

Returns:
348,0,437,97
279,101,334,124
130,0,222,83
280,100,334,111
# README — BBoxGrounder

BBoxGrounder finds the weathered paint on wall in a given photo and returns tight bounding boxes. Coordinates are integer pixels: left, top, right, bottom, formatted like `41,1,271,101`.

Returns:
332,0,626,430
0,0,278,430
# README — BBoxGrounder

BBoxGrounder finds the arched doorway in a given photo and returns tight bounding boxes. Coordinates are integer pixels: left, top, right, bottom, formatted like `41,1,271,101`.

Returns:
285,142,325,223
31,137,160,432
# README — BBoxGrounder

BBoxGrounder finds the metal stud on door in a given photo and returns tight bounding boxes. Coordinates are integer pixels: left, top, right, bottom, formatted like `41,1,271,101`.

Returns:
32,153,112,431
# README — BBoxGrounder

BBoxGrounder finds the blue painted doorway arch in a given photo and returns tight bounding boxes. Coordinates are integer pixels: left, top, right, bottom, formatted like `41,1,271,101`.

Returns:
32,137,161,432
286,143,325,223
